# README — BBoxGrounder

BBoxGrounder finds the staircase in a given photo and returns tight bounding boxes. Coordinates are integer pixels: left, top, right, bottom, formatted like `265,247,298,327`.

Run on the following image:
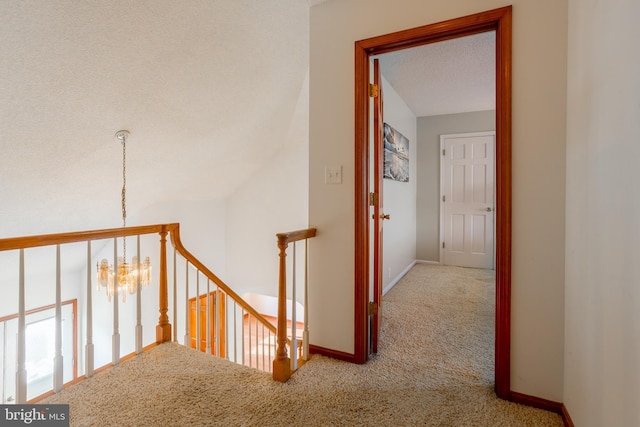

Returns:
0,223,316,404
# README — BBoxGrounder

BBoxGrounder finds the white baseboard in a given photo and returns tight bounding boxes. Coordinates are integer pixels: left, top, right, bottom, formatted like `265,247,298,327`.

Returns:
382,260,417,296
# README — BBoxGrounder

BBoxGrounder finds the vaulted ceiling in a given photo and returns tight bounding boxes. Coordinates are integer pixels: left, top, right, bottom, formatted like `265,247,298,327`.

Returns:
1,0,493,239
0,0,311,237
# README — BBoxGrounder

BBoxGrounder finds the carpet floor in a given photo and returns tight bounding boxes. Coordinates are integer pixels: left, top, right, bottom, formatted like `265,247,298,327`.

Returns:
42,264,563,426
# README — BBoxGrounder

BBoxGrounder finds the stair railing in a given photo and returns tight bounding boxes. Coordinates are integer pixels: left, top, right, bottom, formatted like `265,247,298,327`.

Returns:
0,224,172,403
0,222,296,402
273,227,317,382
168,226,283,373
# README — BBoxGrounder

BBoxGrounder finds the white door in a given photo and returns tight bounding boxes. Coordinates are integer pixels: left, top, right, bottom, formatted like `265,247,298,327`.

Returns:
440,132,495,269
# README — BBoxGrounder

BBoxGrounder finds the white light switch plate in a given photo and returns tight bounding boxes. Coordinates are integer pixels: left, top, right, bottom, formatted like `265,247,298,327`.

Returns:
325,166,342,184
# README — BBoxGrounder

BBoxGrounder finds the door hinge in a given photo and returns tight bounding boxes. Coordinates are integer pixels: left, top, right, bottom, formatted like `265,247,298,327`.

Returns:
442,242,445,249
442,148,446,156
368,301,378,315
369,83,379,98
369,192,379,206
442,195,446,202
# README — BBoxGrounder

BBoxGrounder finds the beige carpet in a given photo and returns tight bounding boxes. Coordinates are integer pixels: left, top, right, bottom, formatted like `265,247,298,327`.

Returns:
42,264,563,426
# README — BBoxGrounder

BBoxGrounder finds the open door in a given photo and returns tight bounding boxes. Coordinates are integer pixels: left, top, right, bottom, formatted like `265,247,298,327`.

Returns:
370,58,384,355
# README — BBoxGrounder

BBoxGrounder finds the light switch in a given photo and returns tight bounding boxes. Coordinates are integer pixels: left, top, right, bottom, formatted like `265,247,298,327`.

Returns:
325,166,342,184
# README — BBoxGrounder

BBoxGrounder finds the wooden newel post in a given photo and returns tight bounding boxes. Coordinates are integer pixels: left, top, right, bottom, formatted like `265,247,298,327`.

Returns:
156,229,172,343
273,238,291,382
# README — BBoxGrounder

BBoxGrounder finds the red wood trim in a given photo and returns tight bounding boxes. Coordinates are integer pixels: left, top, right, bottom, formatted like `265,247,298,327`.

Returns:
71,299,78,381
354,6,513,394
510,391,563,414
493,5,512,401
561,404,575,427
309,344,357,363
355,6,512,54
0,223,179,251
353,39,370,364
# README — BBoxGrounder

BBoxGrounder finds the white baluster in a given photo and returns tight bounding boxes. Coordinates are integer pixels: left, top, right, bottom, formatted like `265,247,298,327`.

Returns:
261,324,266,371
240,308,242,365
85,241,94,378
268,329,272,373
255,316,259,369
54,245,63,392
303,238,310,361
234,303,238,364
135,235,142,354
291,242,298,371
184,260,190,346
215,286,220,357
173,247,177,342
16,249,27,403
206,279,211,354
112,238,120,365
224,293,229,360
196,272,200,352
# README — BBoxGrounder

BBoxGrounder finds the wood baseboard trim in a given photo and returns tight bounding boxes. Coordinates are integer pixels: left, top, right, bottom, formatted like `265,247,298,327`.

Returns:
510,391,563,414
561,404,575,427
309,344,357,363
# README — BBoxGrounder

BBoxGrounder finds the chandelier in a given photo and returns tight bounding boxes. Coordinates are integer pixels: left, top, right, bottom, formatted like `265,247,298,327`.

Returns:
96,130,151,302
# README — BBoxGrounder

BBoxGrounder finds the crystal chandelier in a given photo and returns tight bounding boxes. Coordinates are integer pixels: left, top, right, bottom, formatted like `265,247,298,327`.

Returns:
96,130,151,302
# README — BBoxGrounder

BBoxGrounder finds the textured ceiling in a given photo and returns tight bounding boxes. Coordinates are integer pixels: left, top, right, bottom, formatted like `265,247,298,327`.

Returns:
376,31,495,117
0,0,311,237
0,0,493,239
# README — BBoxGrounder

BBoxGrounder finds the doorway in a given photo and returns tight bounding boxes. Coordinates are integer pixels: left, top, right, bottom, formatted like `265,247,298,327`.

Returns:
354,6,512,399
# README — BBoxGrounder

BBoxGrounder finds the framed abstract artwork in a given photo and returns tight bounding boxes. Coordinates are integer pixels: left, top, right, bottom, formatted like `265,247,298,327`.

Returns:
383,123,409,182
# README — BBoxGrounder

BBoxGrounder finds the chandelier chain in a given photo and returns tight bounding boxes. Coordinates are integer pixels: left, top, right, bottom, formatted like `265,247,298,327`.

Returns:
96,129,152,303
121,134,127,258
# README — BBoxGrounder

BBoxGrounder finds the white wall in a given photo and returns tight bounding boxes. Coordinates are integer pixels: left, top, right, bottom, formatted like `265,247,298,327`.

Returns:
564,0,640,425
225,73,310,297
135,199,227,275
310,0,567,400
416,111,496,262
380,75,417,288
225,142,309,297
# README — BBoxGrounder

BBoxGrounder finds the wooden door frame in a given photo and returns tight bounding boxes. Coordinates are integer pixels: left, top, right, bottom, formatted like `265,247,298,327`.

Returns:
354,6,512,399
371,58,383,355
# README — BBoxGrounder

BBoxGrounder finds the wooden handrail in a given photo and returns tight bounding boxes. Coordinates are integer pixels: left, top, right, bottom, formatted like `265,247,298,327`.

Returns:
0,224,176,251
276,228,317,245
0,224,180,346
168,225,277,336
0,222,278,337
